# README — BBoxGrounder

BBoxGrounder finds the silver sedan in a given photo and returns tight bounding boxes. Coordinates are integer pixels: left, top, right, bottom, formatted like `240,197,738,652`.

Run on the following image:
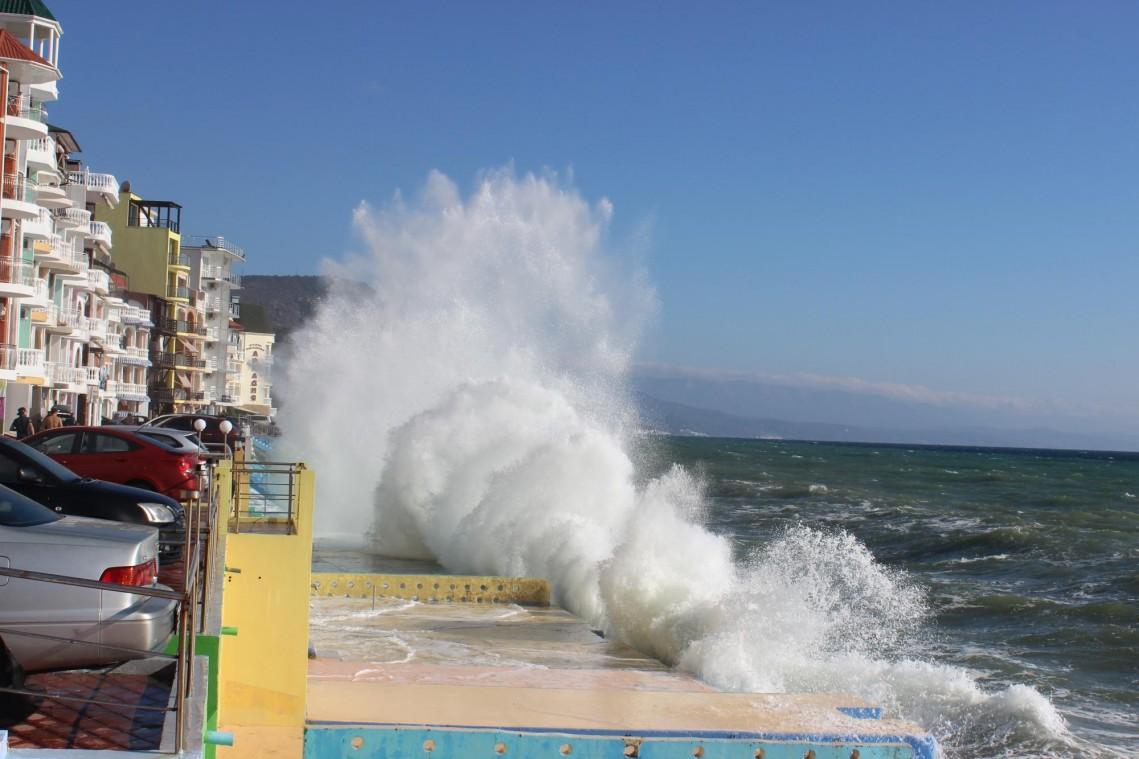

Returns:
0,485,178,681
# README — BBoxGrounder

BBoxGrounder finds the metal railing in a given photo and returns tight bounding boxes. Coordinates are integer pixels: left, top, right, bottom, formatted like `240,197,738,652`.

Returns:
168,251,190,268
167,284,191,299
183,235,245,261
230,461,302,535
0,475,218,753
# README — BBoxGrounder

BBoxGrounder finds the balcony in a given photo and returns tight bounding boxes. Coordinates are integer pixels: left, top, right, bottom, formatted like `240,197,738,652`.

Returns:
88,319,108,342
117,382,149,402
48,362,85,391
87,268,110,294
159,317,207,336
151,387,190,403
183,235,244,261
15,348,46,378
204,356,218,372
118,346,152,366
2,174,40,219
0,343,15,373
35,176,69,208
52,207,92,229
168,251,191,269
0,258,35,298
25,277,50,305
5,95,48,140
121,305,153,325
104,379,118,397
225,360,242,374
158,352,207,370
67,170,120,208
21,207,53,239
25,136,55,170
59,307,90,336
167,284,191,301
203,325,219,341
87,221,113,250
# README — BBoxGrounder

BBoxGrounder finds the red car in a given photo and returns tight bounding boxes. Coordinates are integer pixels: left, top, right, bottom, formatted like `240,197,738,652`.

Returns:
23,426,200,500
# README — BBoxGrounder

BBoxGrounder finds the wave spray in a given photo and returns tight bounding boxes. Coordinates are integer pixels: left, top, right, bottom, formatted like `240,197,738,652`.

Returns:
280,169,1070,757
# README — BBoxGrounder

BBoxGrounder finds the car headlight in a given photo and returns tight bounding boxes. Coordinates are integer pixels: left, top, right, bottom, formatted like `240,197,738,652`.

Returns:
138,502,175,524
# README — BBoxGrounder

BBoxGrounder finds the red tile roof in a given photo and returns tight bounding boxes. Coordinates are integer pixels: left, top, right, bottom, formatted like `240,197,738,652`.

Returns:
0,28,50,67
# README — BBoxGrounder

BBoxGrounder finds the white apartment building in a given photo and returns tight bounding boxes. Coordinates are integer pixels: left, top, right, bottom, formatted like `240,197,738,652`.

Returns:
182,235,243,412
236,329,274,416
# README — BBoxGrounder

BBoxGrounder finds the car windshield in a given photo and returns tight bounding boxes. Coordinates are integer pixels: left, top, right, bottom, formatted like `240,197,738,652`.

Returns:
0,483,61,526
2,439,80,483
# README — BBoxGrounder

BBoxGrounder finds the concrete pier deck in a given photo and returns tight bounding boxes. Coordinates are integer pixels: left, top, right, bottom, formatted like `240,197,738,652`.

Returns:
303,546,937,759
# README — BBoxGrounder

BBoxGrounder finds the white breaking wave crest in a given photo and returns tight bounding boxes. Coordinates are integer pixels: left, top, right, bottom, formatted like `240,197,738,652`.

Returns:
280,169,1072,756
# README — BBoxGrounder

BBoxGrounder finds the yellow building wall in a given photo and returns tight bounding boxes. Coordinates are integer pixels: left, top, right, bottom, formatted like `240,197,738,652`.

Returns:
94,190,179,298
214,461,314,758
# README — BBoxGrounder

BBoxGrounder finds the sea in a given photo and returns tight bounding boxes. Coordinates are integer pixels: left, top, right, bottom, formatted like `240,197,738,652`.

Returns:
640,436,1139,758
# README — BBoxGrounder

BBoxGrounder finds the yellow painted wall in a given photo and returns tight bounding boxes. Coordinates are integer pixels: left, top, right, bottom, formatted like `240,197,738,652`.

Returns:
94,190,178,297
213,461,314,758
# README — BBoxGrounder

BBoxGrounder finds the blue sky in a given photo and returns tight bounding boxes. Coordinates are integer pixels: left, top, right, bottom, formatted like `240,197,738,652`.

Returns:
50,2,1139,434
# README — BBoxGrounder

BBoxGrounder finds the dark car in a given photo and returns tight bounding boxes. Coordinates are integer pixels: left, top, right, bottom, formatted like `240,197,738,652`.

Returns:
0,437,185,562
145,414,243,453
24,426,202,501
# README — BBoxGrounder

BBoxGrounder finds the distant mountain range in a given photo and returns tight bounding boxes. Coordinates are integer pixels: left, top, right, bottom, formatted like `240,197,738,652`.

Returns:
242,274,1138,452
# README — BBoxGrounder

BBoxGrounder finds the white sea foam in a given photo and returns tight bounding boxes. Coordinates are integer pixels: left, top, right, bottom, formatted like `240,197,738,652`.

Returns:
279,169,1073,756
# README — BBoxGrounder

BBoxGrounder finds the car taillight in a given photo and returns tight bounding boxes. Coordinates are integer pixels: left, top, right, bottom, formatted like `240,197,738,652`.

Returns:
178,455,195,473
99,559,158,587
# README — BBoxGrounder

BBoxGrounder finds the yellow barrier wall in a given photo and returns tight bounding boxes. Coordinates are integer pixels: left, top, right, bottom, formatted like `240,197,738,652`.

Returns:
215,461,314,758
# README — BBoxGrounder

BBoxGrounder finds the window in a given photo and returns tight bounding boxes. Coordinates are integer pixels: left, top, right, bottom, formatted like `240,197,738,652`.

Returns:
30,432,77,456
0,487,59,526
139,432,181,449
84,433,134,454
0,452,23,482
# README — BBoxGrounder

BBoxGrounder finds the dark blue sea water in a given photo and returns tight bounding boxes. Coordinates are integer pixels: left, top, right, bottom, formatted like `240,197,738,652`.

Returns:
643,437,1139,758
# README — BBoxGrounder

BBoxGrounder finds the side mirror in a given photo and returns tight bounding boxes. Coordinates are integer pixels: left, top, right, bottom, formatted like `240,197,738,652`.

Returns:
17,466,42,483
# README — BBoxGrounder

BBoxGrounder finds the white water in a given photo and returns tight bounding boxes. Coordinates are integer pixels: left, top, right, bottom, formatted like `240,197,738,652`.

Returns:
280,169,1073,757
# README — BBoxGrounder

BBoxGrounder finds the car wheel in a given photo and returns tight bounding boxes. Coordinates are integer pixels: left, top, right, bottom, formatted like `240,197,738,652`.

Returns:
126,479,157,491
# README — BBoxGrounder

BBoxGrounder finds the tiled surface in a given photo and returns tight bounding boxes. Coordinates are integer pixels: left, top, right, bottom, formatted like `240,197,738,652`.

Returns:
2,664,173,750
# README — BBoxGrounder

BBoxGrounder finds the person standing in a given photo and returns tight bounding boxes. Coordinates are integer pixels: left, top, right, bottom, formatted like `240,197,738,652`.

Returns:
9,407,33,439
42,408,62,430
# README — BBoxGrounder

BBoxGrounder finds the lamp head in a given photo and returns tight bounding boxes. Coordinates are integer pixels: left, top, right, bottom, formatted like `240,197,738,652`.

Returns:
219,420,233,435
193,418,207,432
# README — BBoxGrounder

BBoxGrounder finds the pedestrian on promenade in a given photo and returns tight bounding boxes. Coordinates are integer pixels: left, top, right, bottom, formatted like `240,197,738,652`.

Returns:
9,407,33,438
42,408,63,430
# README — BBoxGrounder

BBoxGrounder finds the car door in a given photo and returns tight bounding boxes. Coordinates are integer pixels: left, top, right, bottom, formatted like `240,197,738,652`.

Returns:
0,447,65,511
70,432,140,485
25,431,81,471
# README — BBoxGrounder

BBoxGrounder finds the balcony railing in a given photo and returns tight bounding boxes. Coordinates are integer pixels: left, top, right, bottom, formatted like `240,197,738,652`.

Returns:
203,326,219,341
22,207,53,238
158,352,207,369
0,258,33,286
120,346,151,363
225,360,241,373
158,317,208,336
168,251,190,268
87,221,113,248
85,366,103,386
151,387,190,402
48,363,85,387
6,94,46,123
26,135,54,163
52,207,92,228
87,268,110,292
67,170,119,196
0,343,15,371
117,382,149,400
167,285,190,299
182,235,245,261
16,348,45,375
3,173,37,203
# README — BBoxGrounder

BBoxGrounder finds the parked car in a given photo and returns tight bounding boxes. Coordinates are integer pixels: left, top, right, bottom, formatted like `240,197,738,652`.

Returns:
144,414,243,453
0,486,178,689
122,426,203,455
0,437,185,562
108,413,149,426
22,427,201,501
